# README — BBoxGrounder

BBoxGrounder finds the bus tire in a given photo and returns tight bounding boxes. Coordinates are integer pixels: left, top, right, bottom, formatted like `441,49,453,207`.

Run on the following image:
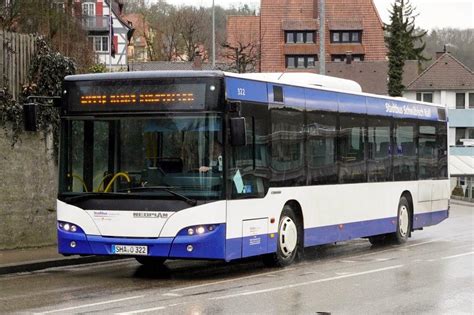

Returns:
391,196,411,244
135,256,166,266
263,205,302,267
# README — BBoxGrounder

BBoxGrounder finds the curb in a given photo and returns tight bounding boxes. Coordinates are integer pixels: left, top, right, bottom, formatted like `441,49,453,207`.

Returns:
0,256,125,275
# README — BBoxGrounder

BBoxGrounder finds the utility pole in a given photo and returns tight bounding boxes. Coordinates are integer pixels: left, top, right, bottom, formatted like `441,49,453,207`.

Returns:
319,0,325,75
212,0,216,68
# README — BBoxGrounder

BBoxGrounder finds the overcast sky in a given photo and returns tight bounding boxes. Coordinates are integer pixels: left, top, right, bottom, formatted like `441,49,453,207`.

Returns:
159,0,473,30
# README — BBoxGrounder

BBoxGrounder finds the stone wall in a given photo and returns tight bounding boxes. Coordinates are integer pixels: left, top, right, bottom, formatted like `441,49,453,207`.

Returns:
0,130,57,249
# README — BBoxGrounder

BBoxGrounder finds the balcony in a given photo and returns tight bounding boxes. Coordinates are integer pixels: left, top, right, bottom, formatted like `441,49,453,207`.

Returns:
448,109,474,127
81,16,110,32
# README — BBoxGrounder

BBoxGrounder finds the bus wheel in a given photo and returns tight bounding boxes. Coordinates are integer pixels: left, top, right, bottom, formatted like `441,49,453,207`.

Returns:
263,205,301,267
135,256,166,267
391,196,411,244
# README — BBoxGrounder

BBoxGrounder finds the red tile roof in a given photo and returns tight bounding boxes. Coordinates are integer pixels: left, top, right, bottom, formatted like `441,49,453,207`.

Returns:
326,60,419,95
406,53,474,91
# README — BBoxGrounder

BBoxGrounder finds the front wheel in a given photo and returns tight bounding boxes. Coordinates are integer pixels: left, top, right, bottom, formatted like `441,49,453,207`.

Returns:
263,205,302,267
391,196,412,244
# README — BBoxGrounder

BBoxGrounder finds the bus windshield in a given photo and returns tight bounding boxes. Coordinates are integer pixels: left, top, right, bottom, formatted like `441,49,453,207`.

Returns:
59,115,223,200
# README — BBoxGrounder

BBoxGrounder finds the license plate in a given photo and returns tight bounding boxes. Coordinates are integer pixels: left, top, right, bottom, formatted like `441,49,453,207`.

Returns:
112,245,148,256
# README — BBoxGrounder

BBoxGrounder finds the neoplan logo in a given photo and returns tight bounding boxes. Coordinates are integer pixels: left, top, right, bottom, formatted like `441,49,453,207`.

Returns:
133,212,170,219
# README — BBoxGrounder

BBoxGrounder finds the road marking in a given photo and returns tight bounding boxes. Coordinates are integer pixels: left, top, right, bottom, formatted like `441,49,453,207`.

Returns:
441,251,474,260
405,239,441,248
209,265,403,301
35,295,145,314
117,306,166,314
170,268,295,292
162,293,182,297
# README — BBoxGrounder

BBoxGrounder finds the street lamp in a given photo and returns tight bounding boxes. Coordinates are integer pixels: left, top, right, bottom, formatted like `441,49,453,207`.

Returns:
212,0,216,68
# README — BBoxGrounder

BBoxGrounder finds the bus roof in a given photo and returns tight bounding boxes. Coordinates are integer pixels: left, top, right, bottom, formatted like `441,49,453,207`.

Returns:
225,72,444,109
64,70,442,109
64,70,224,82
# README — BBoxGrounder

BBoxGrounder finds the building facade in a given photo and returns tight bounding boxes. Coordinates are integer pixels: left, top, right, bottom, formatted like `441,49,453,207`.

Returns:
123,13,153,62
404,52,474,199
227,0,387,73
76,0,131,69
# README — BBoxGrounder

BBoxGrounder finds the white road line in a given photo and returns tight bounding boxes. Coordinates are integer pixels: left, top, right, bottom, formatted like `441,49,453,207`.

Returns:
117,306,166,315
162,293,182,297
441,251,474,260
170,268,295,292
405,239,441,248
34,295,145,314
209,265,403,301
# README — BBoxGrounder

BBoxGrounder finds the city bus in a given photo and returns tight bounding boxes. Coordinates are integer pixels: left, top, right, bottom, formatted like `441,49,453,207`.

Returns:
54,71,449,267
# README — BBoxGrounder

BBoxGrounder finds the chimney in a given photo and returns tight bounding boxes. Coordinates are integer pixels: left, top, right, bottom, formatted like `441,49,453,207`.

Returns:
435,44,448,59
313,0,319,19
192,46,202,70
345,51,352,64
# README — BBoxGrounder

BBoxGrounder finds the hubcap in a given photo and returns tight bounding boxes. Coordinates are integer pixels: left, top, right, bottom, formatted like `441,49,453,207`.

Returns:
399,205,409,237
279,216,297,257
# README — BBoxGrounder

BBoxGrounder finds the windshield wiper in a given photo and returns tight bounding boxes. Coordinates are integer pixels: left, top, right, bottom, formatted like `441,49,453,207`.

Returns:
62,192,131,203
124,186,198,206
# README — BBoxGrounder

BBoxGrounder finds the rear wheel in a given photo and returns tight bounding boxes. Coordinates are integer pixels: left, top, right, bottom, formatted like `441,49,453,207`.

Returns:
391,196,411,244
263,205,302,267
135,256,166,267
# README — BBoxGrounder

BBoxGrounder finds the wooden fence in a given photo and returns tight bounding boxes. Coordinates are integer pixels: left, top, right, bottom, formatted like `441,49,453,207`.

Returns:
0,31,36,100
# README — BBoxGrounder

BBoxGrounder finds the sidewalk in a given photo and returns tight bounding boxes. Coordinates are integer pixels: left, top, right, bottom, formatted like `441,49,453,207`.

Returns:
0,245,121,275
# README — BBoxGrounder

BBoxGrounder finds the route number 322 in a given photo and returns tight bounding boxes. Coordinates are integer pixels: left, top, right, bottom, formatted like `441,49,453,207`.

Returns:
237,88,246,96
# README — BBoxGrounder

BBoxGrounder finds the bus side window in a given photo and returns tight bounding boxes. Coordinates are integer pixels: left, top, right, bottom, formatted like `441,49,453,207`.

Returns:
367,118,391,182
338,115,366,183
394,120,417,181
306,111,337,185
230,103,270,198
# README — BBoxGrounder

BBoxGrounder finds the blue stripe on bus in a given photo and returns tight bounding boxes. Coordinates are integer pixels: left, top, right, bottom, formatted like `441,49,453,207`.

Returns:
58,226,226,259
225,209,449,261
305,89,338,112
225,78,268,103
412,210,449,229
59,210,448,260
338,93,367,114
225,77,440,121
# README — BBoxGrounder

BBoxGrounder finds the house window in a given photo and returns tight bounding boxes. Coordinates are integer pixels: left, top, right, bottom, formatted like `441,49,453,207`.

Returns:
285,31,316,44
52,2,65,12
469,93,474,109
456,93,465,109
82,2,95,16
455,128,466,145
416,92,433,103
468,128,474,139
331,54,365,62
90,36,108,52
286,55,318,69
330,31,362,43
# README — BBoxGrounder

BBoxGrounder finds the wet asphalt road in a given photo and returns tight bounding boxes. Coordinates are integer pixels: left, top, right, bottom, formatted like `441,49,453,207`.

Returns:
1,202,472,314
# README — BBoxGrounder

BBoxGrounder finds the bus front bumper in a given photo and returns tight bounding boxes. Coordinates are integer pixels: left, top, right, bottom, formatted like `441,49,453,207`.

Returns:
58,223,226,260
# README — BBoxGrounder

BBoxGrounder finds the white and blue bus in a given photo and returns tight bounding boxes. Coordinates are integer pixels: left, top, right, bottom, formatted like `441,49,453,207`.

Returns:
56,71,449,267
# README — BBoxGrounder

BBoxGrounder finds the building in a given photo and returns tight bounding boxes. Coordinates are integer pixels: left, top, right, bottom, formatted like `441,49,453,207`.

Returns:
123,13,153,62
226,0,387,73
76,0,132,69
404,51,474,199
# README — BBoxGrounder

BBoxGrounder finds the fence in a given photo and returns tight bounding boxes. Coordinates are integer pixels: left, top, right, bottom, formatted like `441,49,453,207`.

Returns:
0,31,36,100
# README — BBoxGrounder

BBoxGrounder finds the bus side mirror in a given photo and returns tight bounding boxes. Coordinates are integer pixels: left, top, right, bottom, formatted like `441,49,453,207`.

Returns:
230,117,247,146
23,103,38,132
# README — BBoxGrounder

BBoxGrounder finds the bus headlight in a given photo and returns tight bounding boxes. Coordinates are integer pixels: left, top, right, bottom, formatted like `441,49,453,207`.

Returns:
182,224,219,236
58,221,82,233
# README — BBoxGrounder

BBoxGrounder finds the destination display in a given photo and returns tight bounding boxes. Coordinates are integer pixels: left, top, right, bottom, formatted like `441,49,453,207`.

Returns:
66,81,209,112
